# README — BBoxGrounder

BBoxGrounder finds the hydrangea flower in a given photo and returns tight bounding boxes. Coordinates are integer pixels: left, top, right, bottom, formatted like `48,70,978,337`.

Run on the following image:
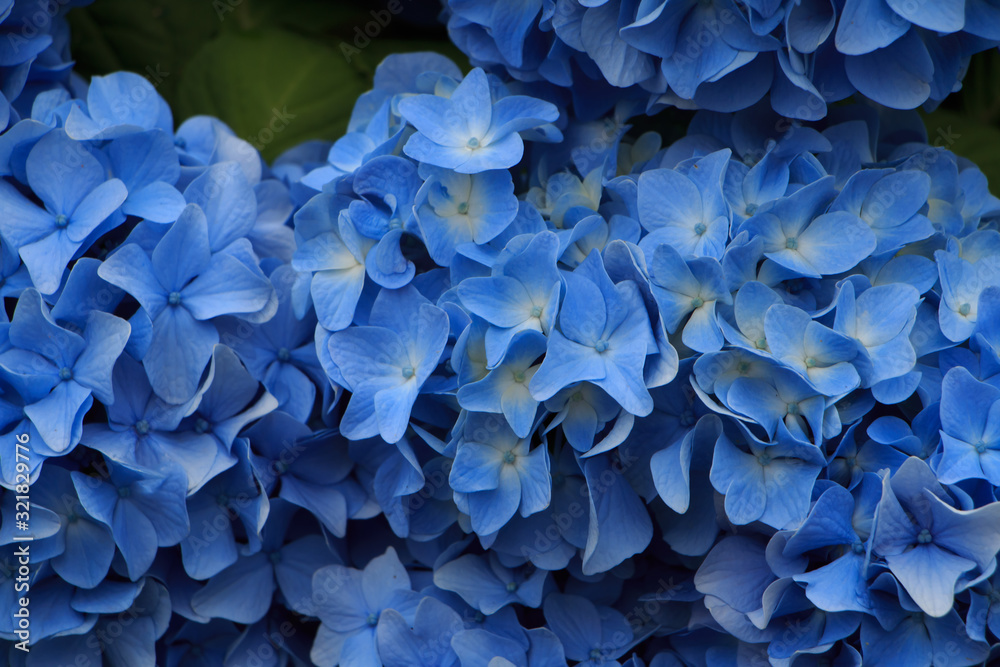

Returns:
0,130,127,294
741,176,877,279
637,150,732,260
414,165,519,266
710,420,825,528
0,288,129,454
190,501,340,624
937,366,1000,484
398,67,560,173
6,6,1000,665
71,459,189,580
872,457,1000,616
327,285,449,443
450,413,551,535
543,593,633,666
98,203,274,403
457,229,562,367
310,547,421,667
529,251,656,416
64,71,170,141
443,0,1000,118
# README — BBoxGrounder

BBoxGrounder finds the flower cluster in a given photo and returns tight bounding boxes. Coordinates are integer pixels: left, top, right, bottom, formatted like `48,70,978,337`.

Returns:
0,0,91,132
443,0,1000,119
3,3,1000,667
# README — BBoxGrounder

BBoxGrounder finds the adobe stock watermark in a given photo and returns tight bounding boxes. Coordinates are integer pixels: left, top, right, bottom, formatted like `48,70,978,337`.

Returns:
213,0,243,21
6,0,72,58
339,0,413,63
242,107,297,152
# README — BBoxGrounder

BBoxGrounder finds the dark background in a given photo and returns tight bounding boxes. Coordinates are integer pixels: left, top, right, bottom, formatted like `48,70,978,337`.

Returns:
68,0,1000,190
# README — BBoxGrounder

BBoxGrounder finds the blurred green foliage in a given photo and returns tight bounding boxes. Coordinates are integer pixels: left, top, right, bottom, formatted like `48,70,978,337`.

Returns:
68,0,466,160
172,29,370,159
927,49,1000,192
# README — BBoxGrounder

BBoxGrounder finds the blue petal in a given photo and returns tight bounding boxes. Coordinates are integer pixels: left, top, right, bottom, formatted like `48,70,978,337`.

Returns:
144,308,218,404
181,252,274,320
844,29,933,109
794,552,871,613
885,0,964,31
836,0,909,54
885,544,973,617
26,129,104,214
694,535,775,613
190,552,274,623
184,162,257,251
581,454,653,574
122,181,186,223
99,244,168,318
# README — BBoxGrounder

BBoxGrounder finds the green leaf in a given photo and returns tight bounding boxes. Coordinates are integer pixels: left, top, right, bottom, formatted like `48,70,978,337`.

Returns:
174,29,370,161
961,49,1000,125
68,0,222,106
223,0,369,36
923,109,1000,195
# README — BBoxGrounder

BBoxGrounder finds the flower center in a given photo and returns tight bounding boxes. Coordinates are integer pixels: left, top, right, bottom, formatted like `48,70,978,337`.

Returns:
277,347,291,362
691,297,704,309
976,440,988,454
274,460,289,475
745,203,757,216
402,366,415,379
503,450,516,464
168,292,182,306
590,649,603,660
680,410,695,427
785,237,798,250
757,453,772,466
805,357,817,368
117,486,131,498
513,371,526,384
54,214,69,228
531,305,543,318
594,340,609,353
693,222,707,235
59,366,73,381
846,457,856,467
505,581,518,593
959,303,972,316
134,419,150,435
195,418,211,434
467,137,480,149
174,136,187,149
852,541,865,555
755,337,767,350
917,529,933,544
367,613,379,627
268,551,282,564
787,402,800,416
457,202,469,214
66,513,79,524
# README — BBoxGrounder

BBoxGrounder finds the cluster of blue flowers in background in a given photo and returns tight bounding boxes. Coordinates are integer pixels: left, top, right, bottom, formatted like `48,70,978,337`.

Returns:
443,0,1000,120
3,0,1000,665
